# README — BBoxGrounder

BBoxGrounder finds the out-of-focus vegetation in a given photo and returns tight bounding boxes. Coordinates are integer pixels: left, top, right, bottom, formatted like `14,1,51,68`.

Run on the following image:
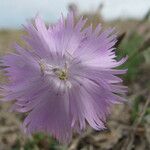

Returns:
0,3,150,150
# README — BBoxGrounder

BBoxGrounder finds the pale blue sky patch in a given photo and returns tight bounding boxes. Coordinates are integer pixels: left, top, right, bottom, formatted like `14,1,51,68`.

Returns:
0,0,150,28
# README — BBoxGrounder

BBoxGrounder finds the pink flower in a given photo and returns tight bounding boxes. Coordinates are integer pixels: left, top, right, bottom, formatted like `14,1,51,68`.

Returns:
1,12,127,143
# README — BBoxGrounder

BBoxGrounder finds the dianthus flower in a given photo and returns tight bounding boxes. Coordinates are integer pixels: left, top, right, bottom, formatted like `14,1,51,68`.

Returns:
1,12,127,143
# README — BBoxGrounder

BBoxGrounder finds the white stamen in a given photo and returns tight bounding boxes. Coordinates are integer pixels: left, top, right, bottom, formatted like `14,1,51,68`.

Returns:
39,59,72,90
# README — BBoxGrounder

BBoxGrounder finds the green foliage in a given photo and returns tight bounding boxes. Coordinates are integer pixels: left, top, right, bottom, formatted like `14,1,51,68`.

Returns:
117,32,144,82
143,48,150,64
11,139,21,150
131,95,144,123
145,107,150,115
23,133,62,150
24,140,35,150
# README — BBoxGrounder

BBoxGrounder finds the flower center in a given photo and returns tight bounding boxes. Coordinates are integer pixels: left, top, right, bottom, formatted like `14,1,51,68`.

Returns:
39,59,72,89
39,60,69,81
53,68,68,80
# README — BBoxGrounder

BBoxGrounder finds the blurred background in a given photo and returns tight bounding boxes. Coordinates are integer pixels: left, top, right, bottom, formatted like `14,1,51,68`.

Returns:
0,0,150,150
